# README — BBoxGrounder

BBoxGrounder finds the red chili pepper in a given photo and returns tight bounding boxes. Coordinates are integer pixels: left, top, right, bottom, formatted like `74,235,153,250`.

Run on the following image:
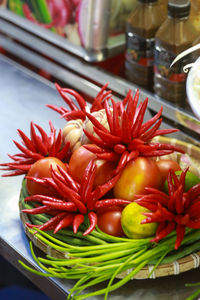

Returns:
61,110,85,121
151,221,176,243
95,199,131,209
140,119,162,141
128,150,139,163
122,89,133,107
5,163,31,172
187,202,200,218
91,90,112,113
156,221,167,235
175,224,185,250
52,129,62,156
24,194,64,203
82,161,96,207
55,83,79,111
114,144,126,154
25,176,51,191
142,150,174,157
22,205,54,215
113,151,129,174
26,223,40,229
51,170,87,214
73,214,85,233
83,211,97,236
96,152,119,161
142,210,163,223
188,183,200,200
118,101,125,116
151,128,179,138
174,214,190,225
30,122,48,156
137,193,169,207
134,199,158,212
140,106,163,135
79,160,96,203
51,169,80,201
132,98,148,138
91,83,110,112
33,123,49,148
48,121,56,145
56,165,79,192
187,219,200,229
54,214,74,234
83,128,107,148
111,98,122,137
17,129,36,153
137,144,158,153
122,111,131,144
62,89,86,112
13,140,43,161
0,169,25,177
158,203,174,221
46,104,68,116
93,127,121,146
127,89,139,126
157,143,185,154
128,138,144,150
56,141,70,161
92,173,121,201
85,112,110,134
36,212,67,231
175,185,185,214
83,144,106,154
42,201,77,212
104,99,113,132
144,187,169,199
126,151,139,163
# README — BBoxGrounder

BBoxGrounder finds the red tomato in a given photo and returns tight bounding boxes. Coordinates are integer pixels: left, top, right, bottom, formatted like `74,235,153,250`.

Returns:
114,157,162,201
97,207,124,237
26,157,68,196
68,145,116,187
156,159,181,184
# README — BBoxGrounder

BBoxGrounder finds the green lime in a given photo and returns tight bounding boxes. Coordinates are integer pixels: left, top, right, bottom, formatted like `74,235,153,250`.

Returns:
163,170,200,194
121,202,157,239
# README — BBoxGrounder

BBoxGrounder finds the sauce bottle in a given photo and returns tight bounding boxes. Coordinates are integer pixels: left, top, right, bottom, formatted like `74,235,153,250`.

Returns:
159,0,168,14
125,0,166,90
154,0,199,107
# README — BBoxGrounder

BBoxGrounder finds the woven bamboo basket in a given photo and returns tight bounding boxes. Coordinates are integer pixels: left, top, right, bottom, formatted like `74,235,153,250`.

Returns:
19,136,200,280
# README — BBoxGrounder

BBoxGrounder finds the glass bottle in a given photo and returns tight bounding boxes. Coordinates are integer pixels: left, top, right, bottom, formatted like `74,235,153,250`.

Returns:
153,0,199,108
125,0,166,91
159,0,168,14
190,0,200,33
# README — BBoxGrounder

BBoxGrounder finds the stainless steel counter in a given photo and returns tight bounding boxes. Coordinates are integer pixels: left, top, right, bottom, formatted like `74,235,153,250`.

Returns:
0,55,200,300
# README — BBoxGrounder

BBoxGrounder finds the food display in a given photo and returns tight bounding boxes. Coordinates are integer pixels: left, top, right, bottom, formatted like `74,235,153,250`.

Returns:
1,83,200,299
5,0,135,50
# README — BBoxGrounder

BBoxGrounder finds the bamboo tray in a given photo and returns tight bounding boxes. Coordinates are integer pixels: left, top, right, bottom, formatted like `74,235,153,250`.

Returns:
19,137,200,280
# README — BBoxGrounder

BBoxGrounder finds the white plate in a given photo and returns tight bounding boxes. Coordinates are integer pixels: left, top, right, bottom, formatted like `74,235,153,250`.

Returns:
186,57,200,120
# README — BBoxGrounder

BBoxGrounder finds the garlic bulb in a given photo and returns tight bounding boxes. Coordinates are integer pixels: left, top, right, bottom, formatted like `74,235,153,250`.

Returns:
80,109,110,145
62,119,83,152
62,109,113,152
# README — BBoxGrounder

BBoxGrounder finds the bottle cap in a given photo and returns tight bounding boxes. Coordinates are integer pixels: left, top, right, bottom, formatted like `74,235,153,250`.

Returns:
168,0,190,18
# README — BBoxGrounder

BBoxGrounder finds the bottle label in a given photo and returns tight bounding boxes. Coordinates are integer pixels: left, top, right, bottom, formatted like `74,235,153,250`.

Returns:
154,44,189,82
126,32,155,67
